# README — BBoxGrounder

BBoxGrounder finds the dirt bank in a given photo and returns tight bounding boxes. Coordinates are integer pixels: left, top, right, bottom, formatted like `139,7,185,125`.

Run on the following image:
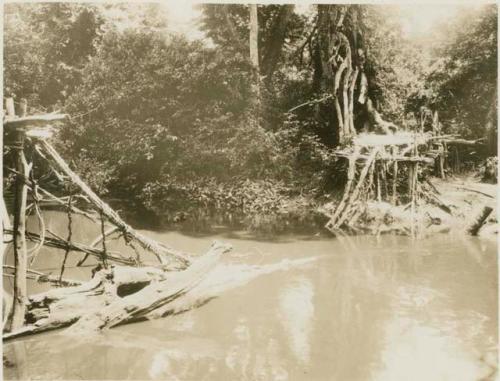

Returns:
329,174,497,239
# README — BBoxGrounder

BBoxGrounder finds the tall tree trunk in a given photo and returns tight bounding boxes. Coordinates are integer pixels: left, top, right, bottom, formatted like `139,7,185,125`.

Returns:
485,87,497,156
314,5,398,146
314,5,343,145
249,4,260,100
261,5,294,82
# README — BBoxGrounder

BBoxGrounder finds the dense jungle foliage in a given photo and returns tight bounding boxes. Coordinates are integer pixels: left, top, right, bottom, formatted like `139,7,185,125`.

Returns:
3,3,497,231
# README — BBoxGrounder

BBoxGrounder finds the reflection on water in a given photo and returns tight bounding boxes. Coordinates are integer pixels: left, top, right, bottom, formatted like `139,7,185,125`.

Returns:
373,316,495,381
279,276,314,364
2,212,498,380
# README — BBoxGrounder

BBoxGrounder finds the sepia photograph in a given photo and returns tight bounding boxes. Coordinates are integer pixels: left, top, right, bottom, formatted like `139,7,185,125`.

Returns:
1,1,498,380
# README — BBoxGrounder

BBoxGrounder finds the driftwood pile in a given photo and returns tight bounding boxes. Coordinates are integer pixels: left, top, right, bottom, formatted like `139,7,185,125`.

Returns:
4,241,231,340
321,132,491,236
2,98,231,340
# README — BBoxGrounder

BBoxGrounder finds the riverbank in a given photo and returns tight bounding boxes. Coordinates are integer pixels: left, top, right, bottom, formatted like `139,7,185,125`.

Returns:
126,174,496,240
335,174,498,238
431,175,497,237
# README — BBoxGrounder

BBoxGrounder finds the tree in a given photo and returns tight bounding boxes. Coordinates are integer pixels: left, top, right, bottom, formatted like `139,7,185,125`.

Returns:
408,5,497,155
200,4,298,84
4,3,104,109
60,29,276,196
307,5,402,145
249,4,260,100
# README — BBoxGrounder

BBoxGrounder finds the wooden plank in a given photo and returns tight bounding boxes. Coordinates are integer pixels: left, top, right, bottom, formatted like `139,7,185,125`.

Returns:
3,113,67,129
335,151,433,164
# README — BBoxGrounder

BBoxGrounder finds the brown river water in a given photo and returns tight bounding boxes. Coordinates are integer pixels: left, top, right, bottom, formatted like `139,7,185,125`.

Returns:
3,211,498,380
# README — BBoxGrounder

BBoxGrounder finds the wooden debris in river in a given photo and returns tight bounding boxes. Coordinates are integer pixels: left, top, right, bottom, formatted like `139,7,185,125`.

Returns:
3,241,231,340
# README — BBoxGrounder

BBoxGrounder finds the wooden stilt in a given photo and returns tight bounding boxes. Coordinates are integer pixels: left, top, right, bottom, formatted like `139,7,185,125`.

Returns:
439,143,445,179
376,163,381,202
334,148,379,229
381,162,389,201
408,162,415,200
443,142,448,170
5,98,29,332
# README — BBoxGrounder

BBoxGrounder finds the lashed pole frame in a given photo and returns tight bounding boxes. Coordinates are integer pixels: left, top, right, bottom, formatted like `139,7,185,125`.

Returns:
36,139,191,268
2,96,193,333
4,98,29,332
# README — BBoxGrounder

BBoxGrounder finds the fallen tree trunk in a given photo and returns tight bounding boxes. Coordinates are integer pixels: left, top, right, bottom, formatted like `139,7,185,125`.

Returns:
468,206,493,236
3,241,231,341
69,241,231,333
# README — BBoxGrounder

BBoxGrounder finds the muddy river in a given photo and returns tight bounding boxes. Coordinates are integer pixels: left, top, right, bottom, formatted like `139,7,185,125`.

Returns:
3,212,498,380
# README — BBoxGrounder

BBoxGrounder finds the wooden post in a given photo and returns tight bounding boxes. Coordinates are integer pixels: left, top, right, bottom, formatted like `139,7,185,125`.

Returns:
5,97,16,116
19,98,27,117
381,162,389,201
439,150,445,179
376,163,381,202
436,143,445,179
408,163,415,200
443,141,448,170
409,161,419,237
455,146,460,173
392,146,398,205
432,110,439,136
5,98,29,332
1,197,12,248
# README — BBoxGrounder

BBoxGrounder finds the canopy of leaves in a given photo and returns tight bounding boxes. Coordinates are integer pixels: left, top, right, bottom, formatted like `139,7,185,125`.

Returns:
408,5,497,151
4,3,104,109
